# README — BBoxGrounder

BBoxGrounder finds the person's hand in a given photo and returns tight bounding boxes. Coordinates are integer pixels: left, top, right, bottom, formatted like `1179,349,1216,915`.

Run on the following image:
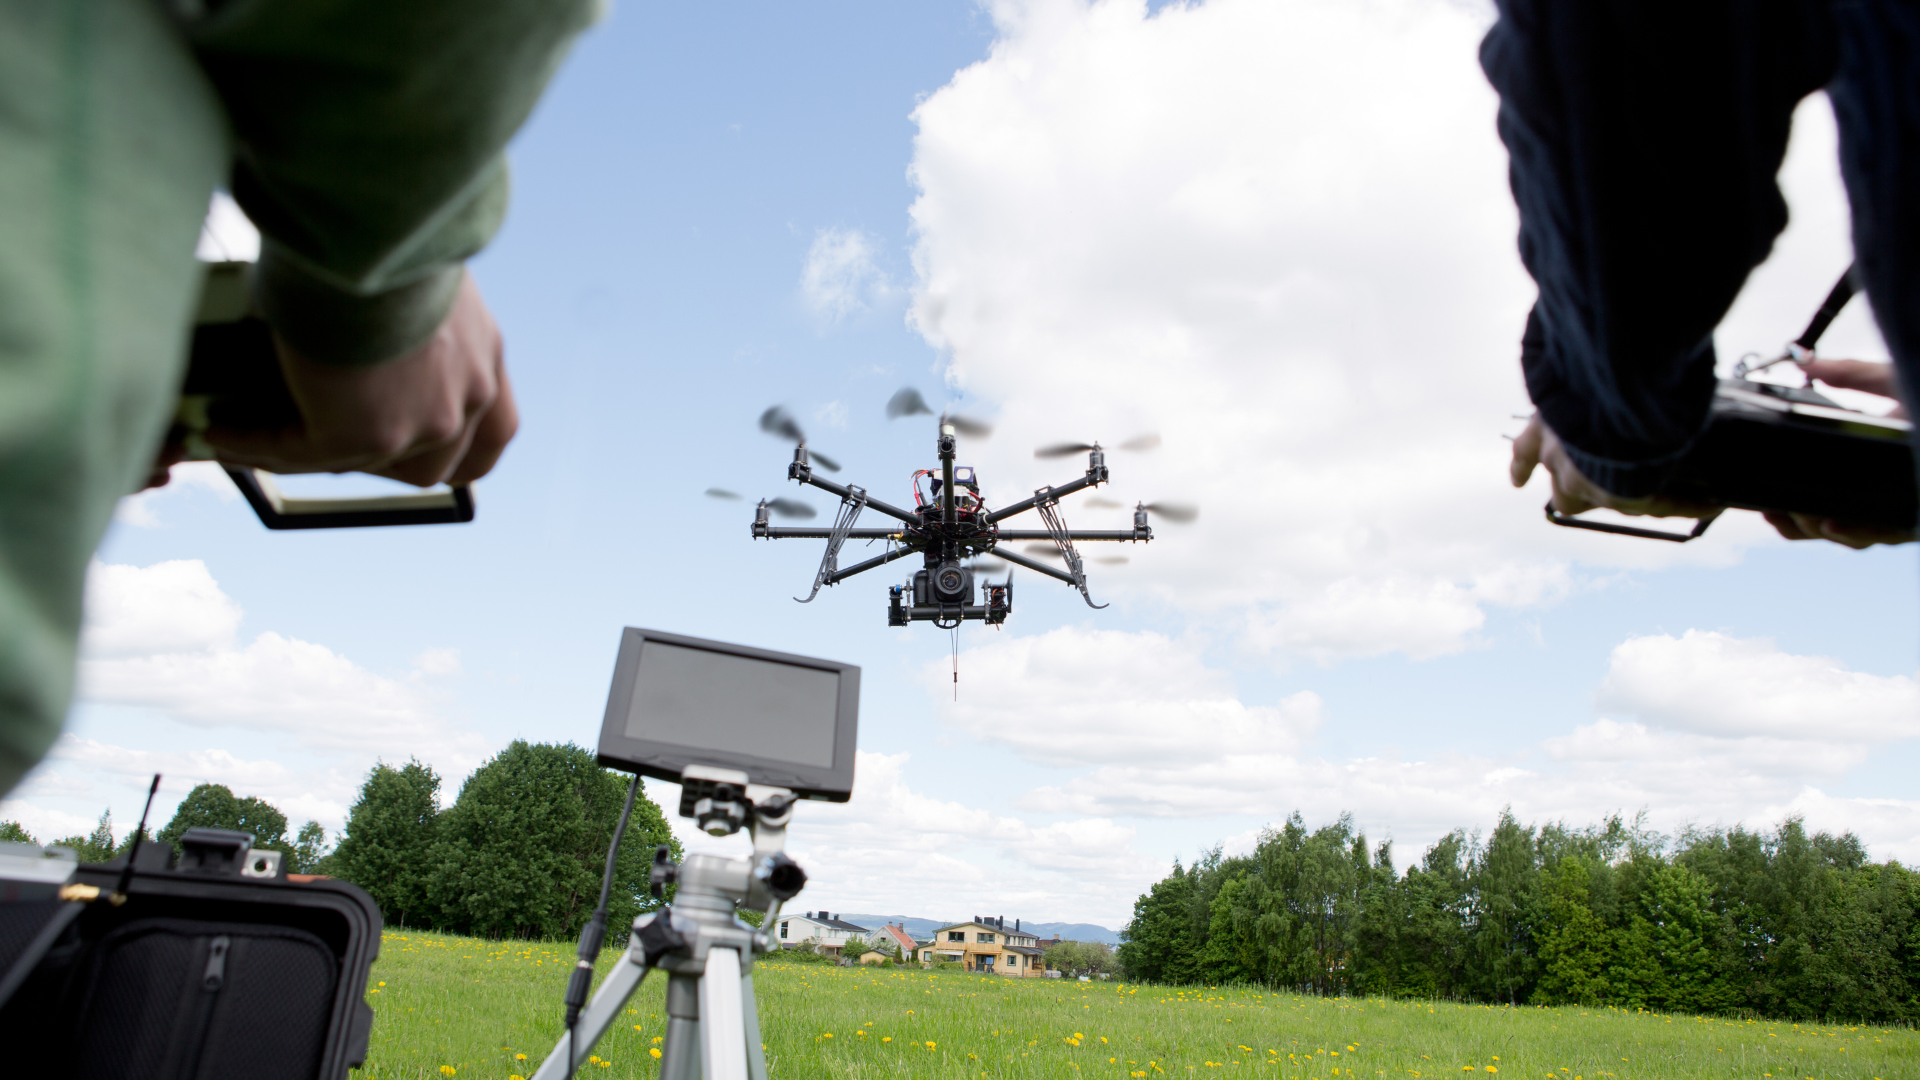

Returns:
1509,414,1721,520
1798,357,1908,419
206,270,518,487
1761,357,1914,548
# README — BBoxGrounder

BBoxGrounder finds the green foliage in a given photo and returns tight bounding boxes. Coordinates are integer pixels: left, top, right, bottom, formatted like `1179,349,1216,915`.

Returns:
423,741,680,942
1044,939,1116,977
54,809,120,863
0,821,35,843
1123,809,1920,1023
329,760,443,925
290,820,331,875
158,783,291,856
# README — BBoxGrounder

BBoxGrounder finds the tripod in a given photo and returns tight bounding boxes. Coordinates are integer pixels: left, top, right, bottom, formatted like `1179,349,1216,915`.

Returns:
532,768,806,1080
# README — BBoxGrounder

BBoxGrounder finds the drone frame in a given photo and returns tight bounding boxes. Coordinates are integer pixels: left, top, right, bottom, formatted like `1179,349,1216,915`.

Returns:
750,423,1151,628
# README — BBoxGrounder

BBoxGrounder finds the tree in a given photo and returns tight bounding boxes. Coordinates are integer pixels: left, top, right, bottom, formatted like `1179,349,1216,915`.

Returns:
290,821,331,875
427,741,678,942
1118,862,1199,983
329,760,443,927
0,821,35,843
54,809,118,863
158,784,291,856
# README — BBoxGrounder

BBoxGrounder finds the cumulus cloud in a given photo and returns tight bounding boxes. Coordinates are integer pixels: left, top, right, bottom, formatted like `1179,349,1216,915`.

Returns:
927,626,1321,765
661,751,1159,926
906,0,1845,663
51,559,491,835
1596,630,1920,742
938,625,1920,866
801,226,893,322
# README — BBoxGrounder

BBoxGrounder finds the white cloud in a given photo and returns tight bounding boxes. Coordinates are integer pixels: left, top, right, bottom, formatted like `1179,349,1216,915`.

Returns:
936,626,1920,869
56,559,492,835
659,751,1159,927
800,227,893,322
926,626,1321,764
1596,630,1920,742
906,0,1849,663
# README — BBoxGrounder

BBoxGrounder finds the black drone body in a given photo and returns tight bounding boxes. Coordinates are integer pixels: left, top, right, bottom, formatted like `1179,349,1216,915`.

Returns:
750,422,1153,629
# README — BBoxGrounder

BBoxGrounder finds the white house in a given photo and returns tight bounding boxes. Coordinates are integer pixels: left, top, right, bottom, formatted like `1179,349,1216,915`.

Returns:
775,911,870,953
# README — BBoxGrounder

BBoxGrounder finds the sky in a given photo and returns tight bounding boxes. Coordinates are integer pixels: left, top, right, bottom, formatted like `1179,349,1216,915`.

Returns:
11,0,1917,932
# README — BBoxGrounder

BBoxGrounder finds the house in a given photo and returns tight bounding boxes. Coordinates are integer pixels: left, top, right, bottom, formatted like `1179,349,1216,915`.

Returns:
914,915,1048,977
856,950,891,966
775,911,870,954
866,922,916,959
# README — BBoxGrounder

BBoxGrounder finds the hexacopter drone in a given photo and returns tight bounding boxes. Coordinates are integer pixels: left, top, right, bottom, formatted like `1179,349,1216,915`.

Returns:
736,390,1191,629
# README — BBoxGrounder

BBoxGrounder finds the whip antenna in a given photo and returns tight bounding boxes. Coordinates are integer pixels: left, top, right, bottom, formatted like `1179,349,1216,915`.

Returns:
110,773,161,906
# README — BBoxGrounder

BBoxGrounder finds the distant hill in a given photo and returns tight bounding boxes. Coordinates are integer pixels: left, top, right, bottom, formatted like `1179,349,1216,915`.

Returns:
832,913,1120,945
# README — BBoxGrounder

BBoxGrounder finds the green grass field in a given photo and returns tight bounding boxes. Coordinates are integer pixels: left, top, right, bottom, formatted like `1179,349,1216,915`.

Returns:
359,931,1917,1080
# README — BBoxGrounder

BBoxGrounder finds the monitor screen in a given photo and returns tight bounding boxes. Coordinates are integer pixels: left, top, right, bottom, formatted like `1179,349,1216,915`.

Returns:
596,628,859,800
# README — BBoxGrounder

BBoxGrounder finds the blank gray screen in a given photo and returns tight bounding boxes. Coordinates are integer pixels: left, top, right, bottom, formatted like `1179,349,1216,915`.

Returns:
625,641,839,768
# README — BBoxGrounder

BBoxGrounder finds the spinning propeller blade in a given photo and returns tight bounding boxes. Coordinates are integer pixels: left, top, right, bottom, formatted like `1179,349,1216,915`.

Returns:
1036,434,1161,458
758,405,840,472
1141,501,1199,524
887,388,934,418
1083,496,1126,509
765,498,816,520
941,411,993,438
1022,543,1065,560
705,488,742,500
1092,556,1130,566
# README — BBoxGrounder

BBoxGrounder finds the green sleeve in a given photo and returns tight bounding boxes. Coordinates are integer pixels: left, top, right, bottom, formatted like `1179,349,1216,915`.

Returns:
187,0,602,365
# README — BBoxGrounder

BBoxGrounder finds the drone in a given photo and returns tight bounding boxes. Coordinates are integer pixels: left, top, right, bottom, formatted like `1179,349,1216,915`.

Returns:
721,390,1193,629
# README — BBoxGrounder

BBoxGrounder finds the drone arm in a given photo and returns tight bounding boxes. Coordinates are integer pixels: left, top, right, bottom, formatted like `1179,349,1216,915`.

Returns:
790,464,919,525
984,468,1108,524
754,527,903,540
990,545,1078,585
994,528,1151,542
825,541,923,585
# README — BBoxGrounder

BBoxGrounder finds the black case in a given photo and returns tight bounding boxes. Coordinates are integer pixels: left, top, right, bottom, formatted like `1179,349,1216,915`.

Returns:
0,835,381,1079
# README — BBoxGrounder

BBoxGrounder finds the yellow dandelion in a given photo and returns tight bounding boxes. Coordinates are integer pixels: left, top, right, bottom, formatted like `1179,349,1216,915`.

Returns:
1489,1070,1498,1075
883,1037,893,1043
439,1069,456,1077
652,1037,662,1044
648,1048,662,1060
926,1041,937,1050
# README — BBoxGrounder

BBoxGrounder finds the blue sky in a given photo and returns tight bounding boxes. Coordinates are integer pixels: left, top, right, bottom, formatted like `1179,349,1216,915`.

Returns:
16,0,1917,930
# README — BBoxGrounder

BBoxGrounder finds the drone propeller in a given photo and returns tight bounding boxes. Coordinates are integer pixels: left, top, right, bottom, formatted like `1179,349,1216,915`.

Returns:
971,556,1012,576
1091,555,1130,566
1140,501,1199,524
887,387,934,419
763,497,817,520
1083,496,1126,509
758,405,841,472
1021,543,1065,560
941,410,993,438
705,488,742,500
1035,433,1160,458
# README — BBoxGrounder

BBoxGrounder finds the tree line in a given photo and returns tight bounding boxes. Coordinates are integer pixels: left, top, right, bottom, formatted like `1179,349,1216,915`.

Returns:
4,741,681,944
1117,809,1920,1023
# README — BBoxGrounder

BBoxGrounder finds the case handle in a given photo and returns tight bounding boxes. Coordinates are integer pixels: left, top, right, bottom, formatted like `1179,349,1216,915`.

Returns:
1543,502,1713,543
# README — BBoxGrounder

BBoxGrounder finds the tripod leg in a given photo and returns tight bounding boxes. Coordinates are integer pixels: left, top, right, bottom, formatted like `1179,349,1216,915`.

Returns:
741,972,769,1080
529,953,649,1080
698,947,748,1080
660,974,702,1080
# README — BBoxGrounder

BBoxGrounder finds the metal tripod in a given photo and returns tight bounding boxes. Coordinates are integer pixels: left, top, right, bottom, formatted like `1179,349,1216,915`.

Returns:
532,767,806,1080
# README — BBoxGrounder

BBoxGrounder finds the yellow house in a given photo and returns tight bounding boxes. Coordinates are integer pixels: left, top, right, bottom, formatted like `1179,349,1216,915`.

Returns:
914,916,1047,977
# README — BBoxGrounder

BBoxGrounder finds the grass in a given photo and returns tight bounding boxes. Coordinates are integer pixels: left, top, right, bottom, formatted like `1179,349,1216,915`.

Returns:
361,931,1919,1080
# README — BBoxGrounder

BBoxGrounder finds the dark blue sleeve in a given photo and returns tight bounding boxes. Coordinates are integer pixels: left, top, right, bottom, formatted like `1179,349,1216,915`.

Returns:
1481,0,1835,496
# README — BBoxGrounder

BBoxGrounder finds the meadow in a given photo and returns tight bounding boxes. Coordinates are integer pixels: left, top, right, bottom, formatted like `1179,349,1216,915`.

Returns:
360,931,1918,1080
